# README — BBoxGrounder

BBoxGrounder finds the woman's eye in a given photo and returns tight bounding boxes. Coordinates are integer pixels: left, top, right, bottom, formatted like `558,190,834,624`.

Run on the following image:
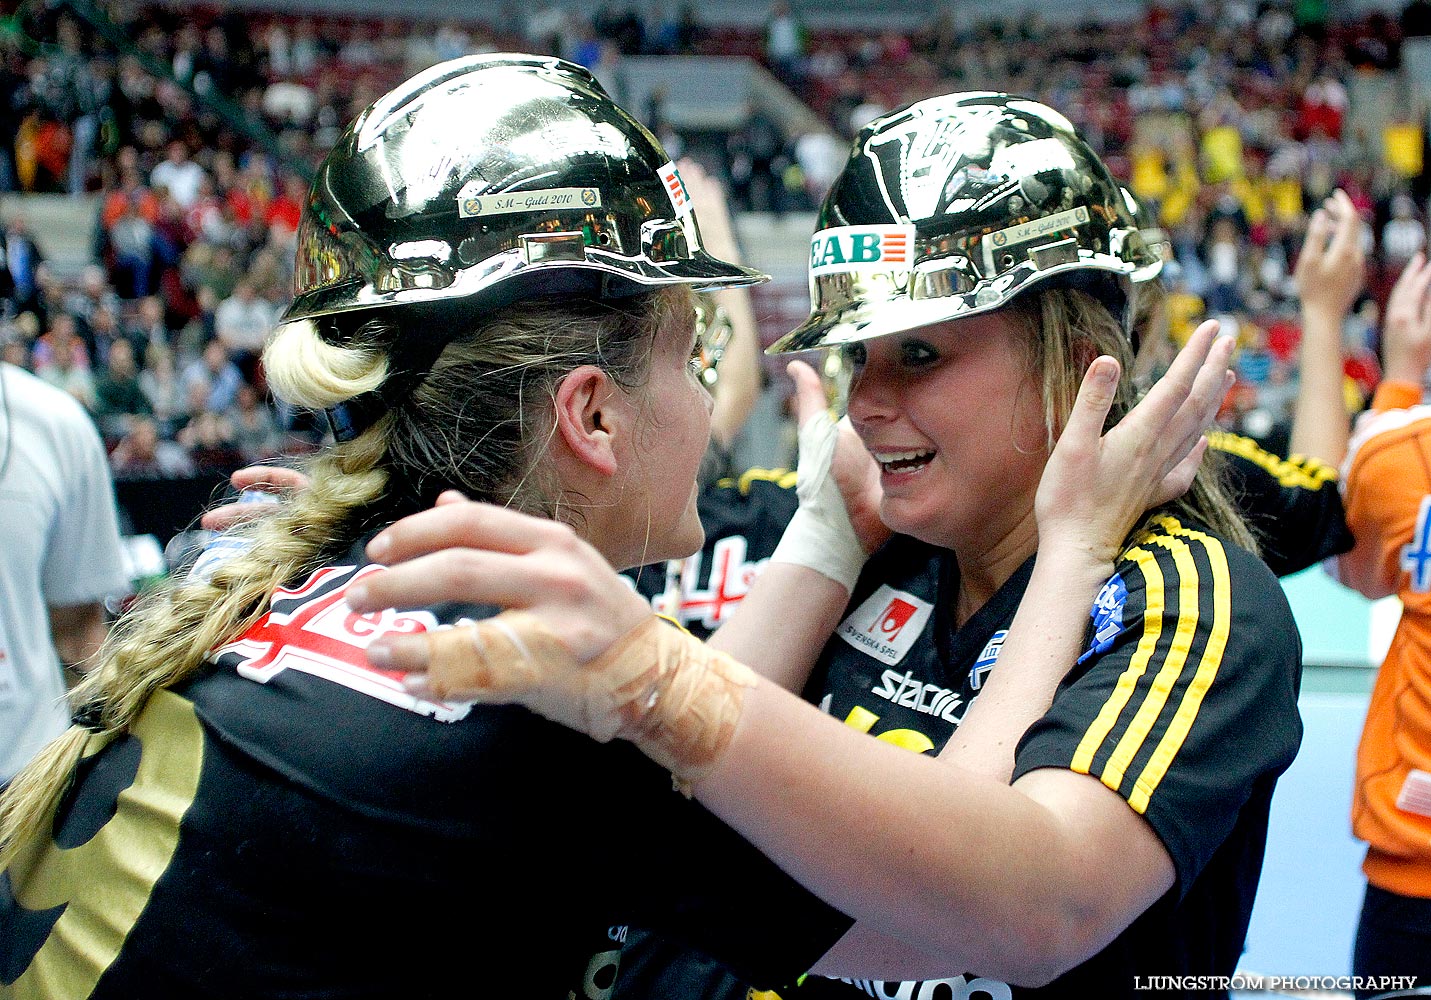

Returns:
901,341,938,366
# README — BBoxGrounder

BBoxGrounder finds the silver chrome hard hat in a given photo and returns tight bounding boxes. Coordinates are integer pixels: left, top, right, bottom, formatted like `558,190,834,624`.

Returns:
770,92,1158,353
283,53,764,327
1122,185,1169,285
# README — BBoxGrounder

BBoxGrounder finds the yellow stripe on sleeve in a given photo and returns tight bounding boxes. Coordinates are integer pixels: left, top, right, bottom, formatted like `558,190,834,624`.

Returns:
1071,546,1165,774
1207,430,1337,490
719,468,797,494
1129,519,1232,813
1098,527,1202,800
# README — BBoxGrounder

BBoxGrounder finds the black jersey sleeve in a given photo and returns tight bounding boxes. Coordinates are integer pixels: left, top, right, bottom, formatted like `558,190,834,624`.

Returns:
590,629,852,989
1209,430,1354,577
602,773,853,989
1011,514,1304,897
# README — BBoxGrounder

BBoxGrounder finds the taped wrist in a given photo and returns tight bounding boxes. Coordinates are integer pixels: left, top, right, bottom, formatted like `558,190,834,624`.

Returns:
420,613,758,788
770,409,866,591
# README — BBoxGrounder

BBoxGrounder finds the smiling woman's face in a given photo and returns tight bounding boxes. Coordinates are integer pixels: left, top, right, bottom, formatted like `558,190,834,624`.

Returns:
843,310,1050,554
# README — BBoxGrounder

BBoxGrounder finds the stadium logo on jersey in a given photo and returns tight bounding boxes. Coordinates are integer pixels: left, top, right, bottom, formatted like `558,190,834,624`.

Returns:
213,564,472,722
810,225,915,275
869,669,964,723
1078,572,1129,665
837,585,934,665
970,628,1008,691
1400,495,1431,593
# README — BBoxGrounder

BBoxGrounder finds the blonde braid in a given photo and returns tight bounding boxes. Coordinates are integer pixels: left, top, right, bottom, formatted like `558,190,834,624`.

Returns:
0,322,389,868
1,291,684,868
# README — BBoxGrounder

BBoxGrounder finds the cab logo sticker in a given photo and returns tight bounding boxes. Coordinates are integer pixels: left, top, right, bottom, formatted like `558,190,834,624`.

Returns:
837,585,934,665
810,225,915,275
970,628,1008,691
456,185,603,219
987,205,1089,250
658,161,692,217
1077,572,1128,665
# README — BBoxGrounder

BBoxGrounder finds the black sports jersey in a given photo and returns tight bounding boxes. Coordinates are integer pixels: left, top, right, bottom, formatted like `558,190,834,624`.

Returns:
1209,431,1353,577
611,451,1325,1000
0,535,851,1000
790,514,1303,1000
627,469,799,639
612,516,1303,1000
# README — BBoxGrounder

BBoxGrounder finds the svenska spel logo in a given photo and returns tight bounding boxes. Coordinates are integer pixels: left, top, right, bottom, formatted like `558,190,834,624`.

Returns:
836,585,934,666
871,596,920,641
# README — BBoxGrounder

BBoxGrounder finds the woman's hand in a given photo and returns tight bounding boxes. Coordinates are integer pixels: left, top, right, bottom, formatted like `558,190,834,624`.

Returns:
786,359,888,553
1036,319,1235,566
1381,251,1431,385
352,493,653,666
1293,188,1365,323
765,359,887,591
353,494,756,783
199,465,310,531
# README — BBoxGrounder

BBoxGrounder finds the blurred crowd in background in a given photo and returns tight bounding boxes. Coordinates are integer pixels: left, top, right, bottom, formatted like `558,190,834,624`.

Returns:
2,0,1430,484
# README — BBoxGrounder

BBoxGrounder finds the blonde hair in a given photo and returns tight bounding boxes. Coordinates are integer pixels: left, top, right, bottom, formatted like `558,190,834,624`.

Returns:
1012,286,1257,554
0,287,690,867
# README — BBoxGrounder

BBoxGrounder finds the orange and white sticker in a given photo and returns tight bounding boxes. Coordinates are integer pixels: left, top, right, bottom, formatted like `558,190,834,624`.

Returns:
658,161,693,217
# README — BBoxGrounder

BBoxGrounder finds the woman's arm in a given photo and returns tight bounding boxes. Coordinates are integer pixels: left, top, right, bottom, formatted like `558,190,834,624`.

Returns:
1290,188,1363,466
704,359,885,691
677,159,762,451
352,326,1234,983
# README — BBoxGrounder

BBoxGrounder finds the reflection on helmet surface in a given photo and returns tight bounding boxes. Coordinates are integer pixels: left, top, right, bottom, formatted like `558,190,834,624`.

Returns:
771,92,1159,354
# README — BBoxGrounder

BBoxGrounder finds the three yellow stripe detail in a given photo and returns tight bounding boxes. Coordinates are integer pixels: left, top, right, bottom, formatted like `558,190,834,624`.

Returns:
1070,516,1232,814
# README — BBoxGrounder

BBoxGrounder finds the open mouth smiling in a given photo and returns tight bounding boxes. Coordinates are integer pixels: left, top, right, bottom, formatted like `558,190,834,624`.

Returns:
872,449,936,474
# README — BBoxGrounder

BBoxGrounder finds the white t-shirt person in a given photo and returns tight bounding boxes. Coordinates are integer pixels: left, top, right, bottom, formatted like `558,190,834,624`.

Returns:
0,364,129,782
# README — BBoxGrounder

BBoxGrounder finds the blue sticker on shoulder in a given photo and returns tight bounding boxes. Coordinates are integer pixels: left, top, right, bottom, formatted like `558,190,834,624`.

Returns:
1078,573,1128,665
970,628,1008,690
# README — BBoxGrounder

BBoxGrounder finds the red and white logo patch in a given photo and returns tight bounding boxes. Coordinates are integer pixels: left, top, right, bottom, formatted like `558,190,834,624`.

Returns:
213,564,472,722
658,161,692,217
836,585,934,666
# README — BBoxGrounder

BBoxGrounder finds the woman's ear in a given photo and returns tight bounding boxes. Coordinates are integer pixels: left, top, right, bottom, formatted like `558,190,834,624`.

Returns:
553,365,622,477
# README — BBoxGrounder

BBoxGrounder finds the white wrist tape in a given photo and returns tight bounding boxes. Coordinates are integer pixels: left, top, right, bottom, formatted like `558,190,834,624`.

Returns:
415,612,758,790
770,409,867,591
